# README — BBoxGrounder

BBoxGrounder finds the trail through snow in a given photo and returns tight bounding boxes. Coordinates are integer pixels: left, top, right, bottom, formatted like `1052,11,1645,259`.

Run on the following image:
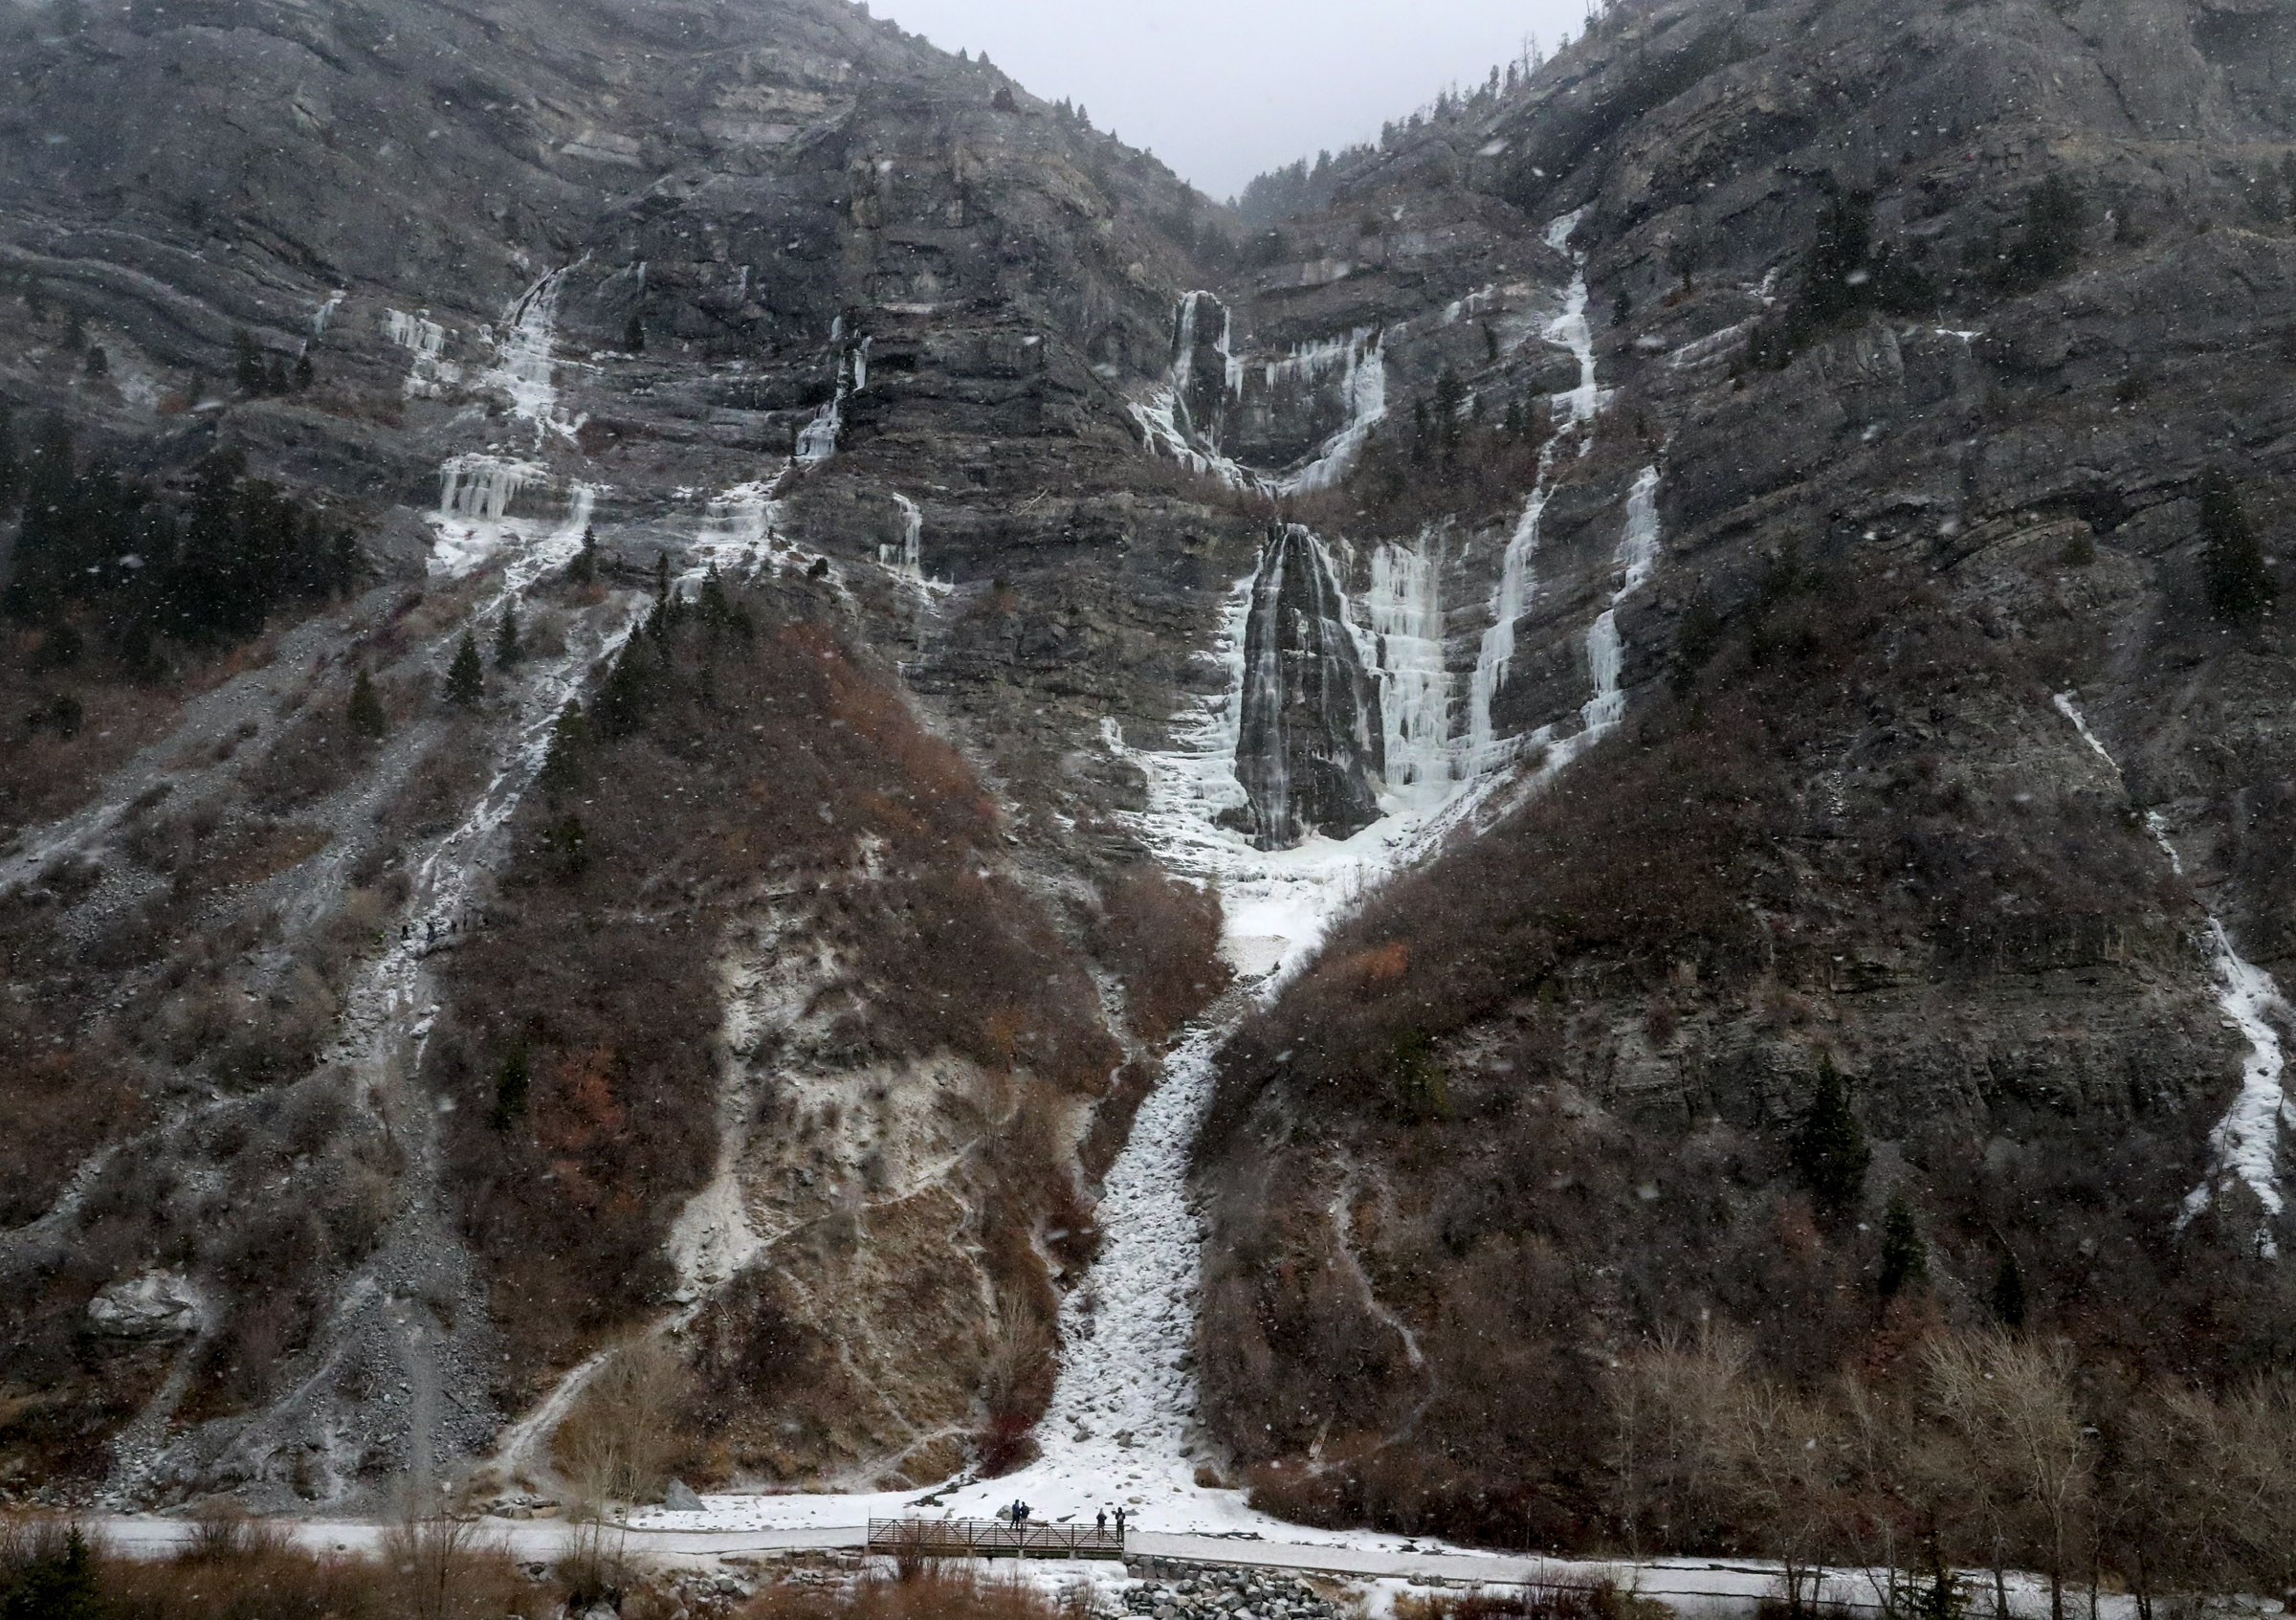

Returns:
2053,692,2289,1257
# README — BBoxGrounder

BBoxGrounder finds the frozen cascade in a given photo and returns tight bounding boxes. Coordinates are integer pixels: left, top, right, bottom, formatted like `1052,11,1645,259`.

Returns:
484,266,583,446
1272,331,1387,496
1578,465,1663,737
796,336,870,465
1466,211,1603,769
438,455,542,523
384,308,456,396
1468,489,1551,769
1362,534,1455,796
2054,693,2289,1257
880,494,924,583
1132,299,1385,496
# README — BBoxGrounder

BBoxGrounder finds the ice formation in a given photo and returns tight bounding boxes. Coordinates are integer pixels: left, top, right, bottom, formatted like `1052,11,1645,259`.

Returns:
796,336,870,464
383,307,457,396
2053,692,2288,1258
484,266,583,446
1360,534,1455,798
1467,210,1605,768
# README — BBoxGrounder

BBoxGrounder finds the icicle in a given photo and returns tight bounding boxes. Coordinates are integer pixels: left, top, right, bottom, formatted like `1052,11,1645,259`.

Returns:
437,455,542,522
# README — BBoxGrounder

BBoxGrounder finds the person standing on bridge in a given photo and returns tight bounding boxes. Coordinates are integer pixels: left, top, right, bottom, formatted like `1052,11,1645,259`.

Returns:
1114,1507,1126,1537
1096,1509,1107,1537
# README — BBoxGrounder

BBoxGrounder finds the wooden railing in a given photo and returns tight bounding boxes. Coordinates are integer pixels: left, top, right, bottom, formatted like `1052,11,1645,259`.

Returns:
867,1518,1127,1561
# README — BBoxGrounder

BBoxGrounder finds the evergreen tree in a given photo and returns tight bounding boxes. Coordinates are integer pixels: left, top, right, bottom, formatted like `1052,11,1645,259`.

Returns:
2199,466,2275,620
1432,367,1467,463
5,1525,103,1620
593,639,651,737
543,811,588,878
347,668,387,739
1792,1056,1870,1219
232,327,267,393
1878,1193,1928,1298
623,310,646,352
294,348,314,390
445,630,485,707
0,406,20,510
490,1044,531,1130
83,344,107,377
494,603,521,671
1992,1249,2028,1330
539,700,587,798
652,551,671,602
265,355,291,395
3,417,83,619
570,524,598,585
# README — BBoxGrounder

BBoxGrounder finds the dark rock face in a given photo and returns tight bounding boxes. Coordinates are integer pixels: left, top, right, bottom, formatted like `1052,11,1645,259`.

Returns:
1183,0,2296,1561
1234,524,1382,848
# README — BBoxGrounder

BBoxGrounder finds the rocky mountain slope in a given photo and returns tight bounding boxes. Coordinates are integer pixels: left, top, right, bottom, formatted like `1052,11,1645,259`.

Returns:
1,0,2294,1590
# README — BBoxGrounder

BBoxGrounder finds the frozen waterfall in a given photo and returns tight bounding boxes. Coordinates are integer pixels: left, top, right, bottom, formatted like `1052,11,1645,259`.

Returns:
2054,692,2288,1259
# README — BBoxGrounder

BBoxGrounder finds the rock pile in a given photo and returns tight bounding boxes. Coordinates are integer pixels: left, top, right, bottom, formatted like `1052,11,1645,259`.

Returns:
1121,1563,1342,1620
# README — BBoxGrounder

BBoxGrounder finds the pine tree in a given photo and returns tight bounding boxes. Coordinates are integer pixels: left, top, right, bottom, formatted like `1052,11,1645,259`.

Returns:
490,1044,531,1130
570,524,598,585
0,406,20,511
539,700,587,798
623,310,646,352
594,639,651,737
1992,1249,2028,1330
347,668,387,739
1878,1193,1928,1298
2200,466,2275,621
494,603,521,670
294,348,315,390
8,1525,103,1620
232,327,267,393
1792,1056,1870,1219
83,344,108,377
652,551,671,602
543,810,588,878
445,630,484,707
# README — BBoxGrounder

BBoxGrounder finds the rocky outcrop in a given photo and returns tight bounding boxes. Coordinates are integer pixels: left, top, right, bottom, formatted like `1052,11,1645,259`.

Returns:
1234,525,1383,848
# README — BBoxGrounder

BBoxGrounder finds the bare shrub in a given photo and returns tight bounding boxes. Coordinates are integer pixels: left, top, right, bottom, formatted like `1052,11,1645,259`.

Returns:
1094,864,1231,1044
740,1564,1081,1620
379,1512,527,1620
555,1338,693,1507
1921,1332,2090,1620
181,1500,292,1562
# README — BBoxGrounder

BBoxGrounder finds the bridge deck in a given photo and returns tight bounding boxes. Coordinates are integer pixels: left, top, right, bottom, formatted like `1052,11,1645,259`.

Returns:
867,1518,1127,1562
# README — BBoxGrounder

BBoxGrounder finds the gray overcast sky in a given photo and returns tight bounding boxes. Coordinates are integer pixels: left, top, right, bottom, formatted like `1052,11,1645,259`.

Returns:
871,0,1588,202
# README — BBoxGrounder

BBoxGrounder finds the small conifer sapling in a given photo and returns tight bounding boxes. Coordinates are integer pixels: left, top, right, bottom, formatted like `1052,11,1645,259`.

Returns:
494,604,521,671
445,630,485,707
347,669,388,739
